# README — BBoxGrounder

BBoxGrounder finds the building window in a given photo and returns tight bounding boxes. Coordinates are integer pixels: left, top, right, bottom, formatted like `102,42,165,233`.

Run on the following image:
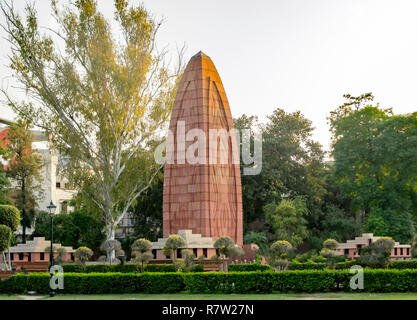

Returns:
152,249,157,259
10,253,14,261
407,248,410,256
177,249,182,259
394,248,398,256
203,248,207,258
193,248,198,257
400,248,404,256
344,249,349,255
19,253,24,260
216,249,220,256
56,182,61,188
28,253,32,262
40,252,45,261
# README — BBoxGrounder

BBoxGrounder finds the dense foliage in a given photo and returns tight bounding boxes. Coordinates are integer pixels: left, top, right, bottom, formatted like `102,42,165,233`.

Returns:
5,270,417,294
61,263,203,273
235,93,417,255
0,205,20,232
33,209,105,254
1,120,42,242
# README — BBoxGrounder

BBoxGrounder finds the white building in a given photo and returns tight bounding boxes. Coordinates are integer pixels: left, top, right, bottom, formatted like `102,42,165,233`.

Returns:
1,118,135,240
0,119,76,238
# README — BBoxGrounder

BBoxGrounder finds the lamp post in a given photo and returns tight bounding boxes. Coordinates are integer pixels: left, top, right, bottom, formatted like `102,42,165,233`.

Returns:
47,201,57,297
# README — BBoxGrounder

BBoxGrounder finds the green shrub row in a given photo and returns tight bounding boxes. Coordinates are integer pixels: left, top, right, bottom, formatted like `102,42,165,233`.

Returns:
228,264,273,272
289,259,417,270
388,260,417,269
2,269,417,294
62,263,203,273
0,272,185,294
289,261,327,270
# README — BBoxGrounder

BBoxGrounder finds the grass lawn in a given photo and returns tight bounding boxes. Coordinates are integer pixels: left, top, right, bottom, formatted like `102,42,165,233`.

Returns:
2,292,417,300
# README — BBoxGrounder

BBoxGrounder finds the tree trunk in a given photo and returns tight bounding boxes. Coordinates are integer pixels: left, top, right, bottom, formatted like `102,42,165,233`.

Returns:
7,249,11,270
106,227,116,263
21,179,26,243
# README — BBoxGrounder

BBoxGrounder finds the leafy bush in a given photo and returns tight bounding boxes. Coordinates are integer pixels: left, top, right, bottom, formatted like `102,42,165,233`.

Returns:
0,272,185,294
243,231,268,254
164,235,186,262
182,272,274,294
270,240,293,260
269,240,293,271
290,260,327,270
0,225,12,253
62,263,203,273
0,205,20,232
323,239,339,250
229,264,273,272
74,247,94,265
359,237,395,266
4,269,417,294
389,260,417,269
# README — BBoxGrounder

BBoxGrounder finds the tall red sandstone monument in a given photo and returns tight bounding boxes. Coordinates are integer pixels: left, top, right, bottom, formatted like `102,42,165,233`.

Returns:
163,51,243,246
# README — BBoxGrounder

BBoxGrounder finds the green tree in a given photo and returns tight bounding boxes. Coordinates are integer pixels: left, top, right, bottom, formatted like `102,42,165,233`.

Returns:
233,115,267,230
359,237,395,266
1,0,183,260
33,209,105,254
320,238,339,267
243,231,268,255
0,225,12,264
3,120,43,243
262,109,327,237
131,238,152,272
179,249,196,272
0,204,20,270
164,235,185,263
0,171,10,205
213,236,236,272
74,246,93,266
330,93,417,242
234,110,327,246
132,171,163,241
321,205,360,243
0,205,21,232
269,240,293,271
100,239,123,264
264,197,309,248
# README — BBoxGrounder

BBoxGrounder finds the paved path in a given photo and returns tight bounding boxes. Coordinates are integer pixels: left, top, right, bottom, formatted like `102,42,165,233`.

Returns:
18,295,45,300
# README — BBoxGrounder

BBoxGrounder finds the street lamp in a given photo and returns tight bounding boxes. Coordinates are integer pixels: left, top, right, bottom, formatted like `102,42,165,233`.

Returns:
47,200,57,297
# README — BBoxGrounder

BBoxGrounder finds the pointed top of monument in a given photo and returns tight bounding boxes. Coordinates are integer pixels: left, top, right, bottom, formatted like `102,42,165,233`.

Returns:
191,51,210,60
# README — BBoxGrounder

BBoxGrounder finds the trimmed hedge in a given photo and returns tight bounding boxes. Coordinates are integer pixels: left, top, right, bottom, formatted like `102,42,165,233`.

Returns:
62,263,203,273
0,272,185,294
289,261,327,270
289,259,417,270
229,264,273,272
389,260,417,269
3,269,417,294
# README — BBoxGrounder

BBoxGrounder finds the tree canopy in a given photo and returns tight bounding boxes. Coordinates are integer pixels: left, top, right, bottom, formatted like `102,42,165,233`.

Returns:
0,0,183,260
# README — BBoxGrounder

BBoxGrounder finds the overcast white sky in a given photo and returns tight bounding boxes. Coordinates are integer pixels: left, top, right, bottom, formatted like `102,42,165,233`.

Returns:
0,0,416,151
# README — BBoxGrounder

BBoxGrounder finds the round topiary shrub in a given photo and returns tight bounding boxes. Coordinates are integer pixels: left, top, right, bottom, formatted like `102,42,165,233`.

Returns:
74,246,94,266
323,238,339,250
0,225,12,253
0,205,21,232
131,238,152,254
270,240,293,259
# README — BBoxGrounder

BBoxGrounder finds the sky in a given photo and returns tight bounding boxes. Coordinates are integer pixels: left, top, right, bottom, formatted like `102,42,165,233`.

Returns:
0,0,416,151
